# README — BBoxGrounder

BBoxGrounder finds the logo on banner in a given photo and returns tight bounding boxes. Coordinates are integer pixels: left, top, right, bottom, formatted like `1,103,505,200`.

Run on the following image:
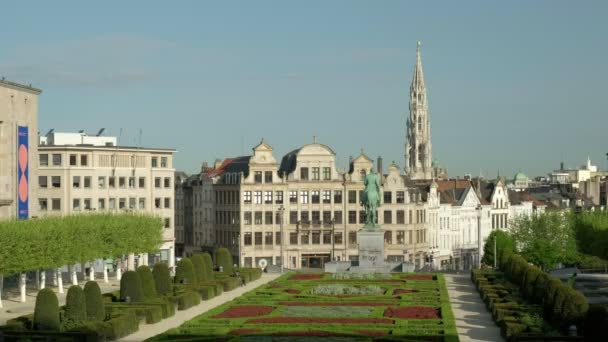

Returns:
17,126,28,219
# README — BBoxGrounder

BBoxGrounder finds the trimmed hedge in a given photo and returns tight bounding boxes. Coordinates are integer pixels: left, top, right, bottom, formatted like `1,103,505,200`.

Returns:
174,258,196,285
201,253,214,280
153,262,172,296
120,270,144,303
105,303,163,324
84,281,105,321
65,285,87,323
33,288,60,331
191,254,206,283
215,247,233,274
176,291,201,310
137,265,158,299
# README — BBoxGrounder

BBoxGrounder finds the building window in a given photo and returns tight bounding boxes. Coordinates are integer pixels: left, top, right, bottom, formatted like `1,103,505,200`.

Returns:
255,232,262,246
138,198,145,209
109,198,116,210
409,210,413,224
323,231,332,244
348,190,357,204
73,199,81,211
160,157,168,168
73,176,81,188
265,171,273,183
322,190,331,204
312,167,320,180
39,176,47,188
119,198,126,209
243,191,252,203
52,198,61,210
84,199,92,210
289,191,297,204
334,210,343,224
396,191,405,204
348,210,357,224
323,211,331,224
39,154,48,166
397,210,405,224
254,191,262,204
244,232,252,246
244,212,252,225
359,211,366,224
289,211,298,224
290,232,298,245
98,176,106,189
164,218,170,228
385,231,392,244
265,232,273,246
39,198,48,211
51,176,61,188
164,198,171,208
138,177,145,188
155,177,161,188
264,191,272,204
52,154,62,166
109,177,116,188
300,167,309,181
312,231,321,244
265,211,273,224
384,210,392,224
397,231,405,244
301,232,310,245
254,171,262,183
119,177,126,188
151,157,158,167
348,232,357,245
334,190,342,204
384,191,392,204
323,167,331,180
98,199,105,210
334,232,343,244
80,155,88,166
254,212,263,225
275,191,283,204
300,191,309,204
164,177,171,188
83,176,91,188
311,191,320,204
155,198,161,209
70,154,78,166
312,211,320,224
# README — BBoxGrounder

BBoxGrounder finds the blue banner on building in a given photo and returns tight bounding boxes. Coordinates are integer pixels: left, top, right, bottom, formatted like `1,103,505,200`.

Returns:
17,125,29,219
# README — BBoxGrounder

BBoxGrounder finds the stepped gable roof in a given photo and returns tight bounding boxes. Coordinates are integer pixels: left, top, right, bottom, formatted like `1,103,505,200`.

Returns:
208,156,251,178
412,179,471,204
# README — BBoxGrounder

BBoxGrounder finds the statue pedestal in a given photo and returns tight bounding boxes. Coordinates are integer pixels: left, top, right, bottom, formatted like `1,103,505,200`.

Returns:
357,229,385,268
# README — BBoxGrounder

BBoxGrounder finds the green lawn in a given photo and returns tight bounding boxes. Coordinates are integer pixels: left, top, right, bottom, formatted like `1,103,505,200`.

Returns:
148,272,458,341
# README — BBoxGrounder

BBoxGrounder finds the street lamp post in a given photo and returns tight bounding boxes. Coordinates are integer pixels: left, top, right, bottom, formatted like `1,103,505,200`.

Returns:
279,205,285,273
331,219,335,261
476,205,482,269
494,229,497,269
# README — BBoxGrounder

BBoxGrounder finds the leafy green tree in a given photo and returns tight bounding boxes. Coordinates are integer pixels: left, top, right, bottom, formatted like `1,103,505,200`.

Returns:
33,288,60,331
482,230,515,267
65,285,87,322
137,265,157,299
572,211,608,261
510,211,578,270
153,262,172,296
84,281,105,321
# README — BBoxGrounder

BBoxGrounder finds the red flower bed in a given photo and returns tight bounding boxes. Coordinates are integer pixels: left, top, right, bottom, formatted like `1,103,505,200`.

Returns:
322,279,404,283
280,301,394,307
247,317,394,324
401,275,434,281
383,306,440,319
394,289,418,294
356,329,389,337
289,273,324,280
213,305,274,318
230,328,263,335
285,289,301,294
272,331,351,337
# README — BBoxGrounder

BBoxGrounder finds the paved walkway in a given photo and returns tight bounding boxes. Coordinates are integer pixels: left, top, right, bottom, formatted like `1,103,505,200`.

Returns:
119,273,281,342
444,273,503,342
0,277,121,325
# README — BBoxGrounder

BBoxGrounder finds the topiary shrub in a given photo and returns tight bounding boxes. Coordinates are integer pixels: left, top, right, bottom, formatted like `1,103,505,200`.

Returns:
202,253,215,280
153,262,172,296
215,247,233,274
560,287,589,330
120,270,144,303
174,257,196,284
191,254,206,283
522,267,541,299
137,265,157,299
551,284,568,324
65,285,87,323
33,288,60,331
543,278,564,315
84,281,105,321
532,273,549,304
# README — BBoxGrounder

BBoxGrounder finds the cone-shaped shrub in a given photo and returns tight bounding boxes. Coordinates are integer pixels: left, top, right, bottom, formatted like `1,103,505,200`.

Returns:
84,281,105,321
174,258,196,284
191,254,206,283
560,287,589,329
153,262,172,295
120,270,144,302
215,247,233,274
65,285,87,322
202,253,215,280
33,288,60,331
137,265,157,299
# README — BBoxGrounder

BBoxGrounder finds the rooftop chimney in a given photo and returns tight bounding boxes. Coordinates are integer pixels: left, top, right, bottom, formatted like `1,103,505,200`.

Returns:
377,156,383,176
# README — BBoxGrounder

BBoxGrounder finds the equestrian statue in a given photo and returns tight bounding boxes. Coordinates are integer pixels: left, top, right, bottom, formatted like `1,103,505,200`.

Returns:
362,167,382,229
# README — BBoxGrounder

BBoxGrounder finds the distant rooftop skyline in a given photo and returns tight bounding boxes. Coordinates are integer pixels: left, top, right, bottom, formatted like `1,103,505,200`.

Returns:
1,1,606,178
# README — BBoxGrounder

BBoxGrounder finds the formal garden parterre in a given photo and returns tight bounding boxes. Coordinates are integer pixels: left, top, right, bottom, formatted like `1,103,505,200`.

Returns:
149,272,458,341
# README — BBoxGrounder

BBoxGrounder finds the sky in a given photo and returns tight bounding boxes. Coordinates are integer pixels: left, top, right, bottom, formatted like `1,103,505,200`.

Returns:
1,1,607,178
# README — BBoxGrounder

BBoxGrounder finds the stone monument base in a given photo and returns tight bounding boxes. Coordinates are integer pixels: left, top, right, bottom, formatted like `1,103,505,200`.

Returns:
357,229,385,269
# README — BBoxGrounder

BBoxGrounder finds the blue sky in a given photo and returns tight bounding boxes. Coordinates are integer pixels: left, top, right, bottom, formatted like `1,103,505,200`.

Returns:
1,1,607,178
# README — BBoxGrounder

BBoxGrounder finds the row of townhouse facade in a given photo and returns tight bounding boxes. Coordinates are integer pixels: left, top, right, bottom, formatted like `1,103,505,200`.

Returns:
176,139,545,271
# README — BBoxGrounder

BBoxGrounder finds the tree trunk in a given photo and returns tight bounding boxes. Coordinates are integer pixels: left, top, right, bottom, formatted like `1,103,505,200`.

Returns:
80,262,86,280
0,273,4,308
40,270,46,289
19,273,26,303
128,254,135,271
36,270,40,290
52,269,58,287
57,268,64,294
103,266,109,283
116,267,122,281
72,266,78,285
89,264,95,281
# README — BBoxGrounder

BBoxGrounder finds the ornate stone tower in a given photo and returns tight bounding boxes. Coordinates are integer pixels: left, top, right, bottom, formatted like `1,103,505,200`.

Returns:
405,41,432,180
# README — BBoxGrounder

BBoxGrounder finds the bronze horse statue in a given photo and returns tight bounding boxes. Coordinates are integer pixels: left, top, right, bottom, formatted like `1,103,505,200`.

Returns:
362,168,381,227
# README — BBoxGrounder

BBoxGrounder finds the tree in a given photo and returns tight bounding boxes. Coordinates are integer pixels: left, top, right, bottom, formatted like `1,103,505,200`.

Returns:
65,285,87,322
215,247,233,274
481,230,515,267
174,258,196,284
137,265,157,299
191,254,206,284
153,262,172,295
33,288,60,331
120,271,144,302
84,281,105,321
509,211,578,270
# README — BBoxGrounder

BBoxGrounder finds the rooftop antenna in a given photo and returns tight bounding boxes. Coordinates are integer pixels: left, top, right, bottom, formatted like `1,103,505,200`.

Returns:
138,129,142,149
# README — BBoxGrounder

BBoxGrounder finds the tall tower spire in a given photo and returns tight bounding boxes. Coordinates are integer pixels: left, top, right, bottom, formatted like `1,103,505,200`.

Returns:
405,41,433,180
